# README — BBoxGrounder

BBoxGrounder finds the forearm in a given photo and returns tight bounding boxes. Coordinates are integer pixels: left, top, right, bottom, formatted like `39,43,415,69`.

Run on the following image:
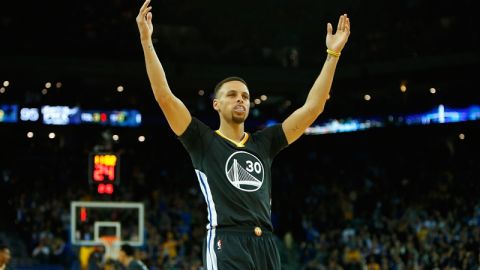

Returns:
303,54,340,116
141,39,173,102
282,14,349,144
141,38,191,135
282,54,341,144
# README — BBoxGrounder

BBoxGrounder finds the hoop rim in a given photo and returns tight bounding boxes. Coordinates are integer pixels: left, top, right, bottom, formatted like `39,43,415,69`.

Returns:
99,235,120,246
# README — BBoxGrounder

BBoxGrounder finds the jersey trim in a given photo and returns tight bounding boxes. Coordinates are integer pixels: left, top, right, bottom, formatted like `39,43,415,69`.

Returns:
215,130,250,147
206,228,218,270
195,170,218,229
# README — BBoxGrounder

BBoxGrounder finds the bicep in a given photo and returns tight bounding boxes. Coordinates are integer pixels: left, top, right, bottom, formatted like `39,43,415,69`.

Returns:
158,95,192,136
282,106,316,144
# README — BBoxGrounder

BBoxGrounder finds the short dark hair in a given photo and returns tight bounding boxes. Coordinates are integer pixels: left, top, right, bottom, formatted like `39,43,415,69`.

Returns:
120,244,134,256
213,76,248,98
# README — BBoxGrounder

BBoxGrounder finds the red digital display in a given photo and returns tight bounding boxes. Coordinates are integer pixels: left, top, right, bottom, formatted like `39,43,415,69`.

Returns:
80,207,87,222
97,183,114,194
89,153,119,194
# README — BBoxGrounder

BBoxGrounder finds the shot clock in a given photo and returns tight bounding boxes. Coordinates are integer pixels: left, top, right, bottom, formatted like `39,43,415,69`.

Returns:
89,153,120,194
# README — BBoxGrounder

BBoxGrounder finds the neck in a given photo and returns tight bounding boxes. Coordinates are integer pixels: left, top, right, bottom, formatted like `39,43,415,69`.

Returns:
218,120,245,142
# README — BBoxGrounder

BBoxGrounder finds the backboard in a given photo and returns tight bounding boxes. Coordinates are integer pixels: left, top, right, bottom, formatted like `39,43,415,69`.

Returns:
70,201,144,247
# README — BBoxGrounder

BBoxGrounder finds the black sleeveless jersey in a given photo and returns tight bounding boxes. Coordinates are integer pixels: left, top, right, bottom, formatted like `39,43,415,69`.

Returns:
179,117,288,231
126,260,148,270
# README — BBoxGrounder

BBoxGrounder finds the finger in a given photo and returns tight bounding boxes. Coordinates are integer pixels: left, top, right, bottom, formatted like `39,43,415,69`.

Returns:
137,6,151,23
147,12,153,25
142,6,152,18
336,15,344,32
137,1,150,20
340,14,347,31
345,18,350,33
327,22,333,36
140,0,151,13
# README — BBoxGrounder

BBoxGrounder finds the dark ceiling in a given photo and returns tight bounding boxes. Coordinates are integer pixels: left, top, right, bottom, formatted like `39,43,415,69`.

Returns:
1,0,479,120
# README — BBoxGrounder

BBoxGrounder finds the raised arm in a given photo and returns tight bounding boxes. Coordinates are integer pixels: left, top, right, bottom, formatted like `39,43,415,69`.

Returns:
282,14,350,144
136,0,191,135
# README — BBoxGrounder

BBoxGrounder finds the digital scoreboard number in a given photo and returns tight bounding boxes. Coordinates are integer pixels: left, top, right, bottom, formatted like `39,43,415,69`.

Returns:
89,153,120,194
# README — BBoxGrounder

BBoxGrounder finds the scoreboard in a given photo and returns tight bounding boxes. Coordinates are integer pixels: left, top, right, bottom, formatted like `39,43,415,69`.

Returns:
89,153,120,194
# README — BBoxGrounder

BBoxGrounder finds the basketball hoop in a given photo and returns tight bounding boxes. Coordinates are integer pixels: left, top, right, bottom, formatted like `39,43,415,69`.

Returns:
100,236,121,259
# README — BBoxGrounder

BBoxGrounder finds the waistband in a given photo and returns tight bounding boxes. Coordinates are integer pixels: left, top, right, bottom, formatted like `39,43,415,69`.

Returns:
209,225,273,237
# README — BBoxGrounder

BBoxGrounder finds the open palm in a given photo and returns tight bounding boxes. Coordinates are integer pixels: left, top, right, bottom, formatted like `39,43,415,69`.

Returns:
136,0,154,42
326,14,351,53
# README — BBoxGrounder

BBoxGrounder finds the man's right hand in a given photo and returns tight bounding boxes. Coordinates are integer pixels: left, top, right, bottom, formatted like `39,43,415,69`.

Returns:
136,0,154,42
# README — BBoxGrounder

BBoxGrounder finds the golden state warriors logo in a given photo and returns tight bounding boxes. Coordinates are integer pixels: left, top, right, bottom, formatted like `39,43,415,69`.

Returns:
225,151,264,192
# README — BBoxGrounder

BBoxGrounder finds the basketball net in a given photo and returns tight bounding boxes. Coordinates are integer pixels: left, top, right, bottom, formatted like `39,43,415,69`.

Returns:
100,236,121,260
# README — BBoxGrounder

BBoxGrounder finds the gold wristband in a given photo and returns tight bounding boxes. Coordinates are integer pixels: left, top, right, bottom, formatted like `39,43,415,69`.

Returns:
326,49,341,57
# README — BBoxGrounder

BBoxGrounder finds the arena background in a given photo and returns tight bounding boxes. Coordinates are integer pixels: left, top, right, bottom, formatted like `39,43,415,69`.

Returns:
1,0,479,269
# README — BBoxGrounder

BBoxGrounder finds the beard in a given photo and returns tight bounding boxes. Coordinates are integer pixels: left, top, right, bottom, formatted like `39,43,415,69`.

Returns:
232,114,246,124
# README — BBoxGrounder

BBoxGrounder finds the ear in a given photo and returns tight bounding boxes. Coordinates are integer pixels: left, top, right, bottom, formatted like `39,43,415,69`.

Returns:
213,99,220,111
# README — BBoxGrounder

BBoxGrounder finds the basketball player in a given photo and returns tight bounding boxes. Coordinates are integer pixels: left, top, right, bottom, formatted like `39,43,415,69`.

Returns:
118,244,148,270
136,1,350,268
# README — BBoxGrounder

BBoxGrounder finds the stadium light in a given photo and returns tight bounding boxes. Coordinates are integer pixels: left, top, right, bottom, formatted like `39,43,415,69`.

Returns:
400,80,407,92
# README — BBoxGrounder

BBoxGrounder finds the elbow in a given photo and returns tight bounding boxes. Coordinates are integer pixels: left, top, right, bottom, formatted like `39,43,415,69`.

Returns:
155,95,164,105
317,106,325,116
151,84,173,105
304,104,324,119
155,93,173,107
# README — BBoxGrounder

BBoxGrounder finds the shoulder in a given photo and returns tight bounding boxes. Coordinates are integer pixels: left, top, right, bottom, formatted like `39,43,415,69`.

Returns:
251,124,284,140
250,124,288,157
180,117,212,137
